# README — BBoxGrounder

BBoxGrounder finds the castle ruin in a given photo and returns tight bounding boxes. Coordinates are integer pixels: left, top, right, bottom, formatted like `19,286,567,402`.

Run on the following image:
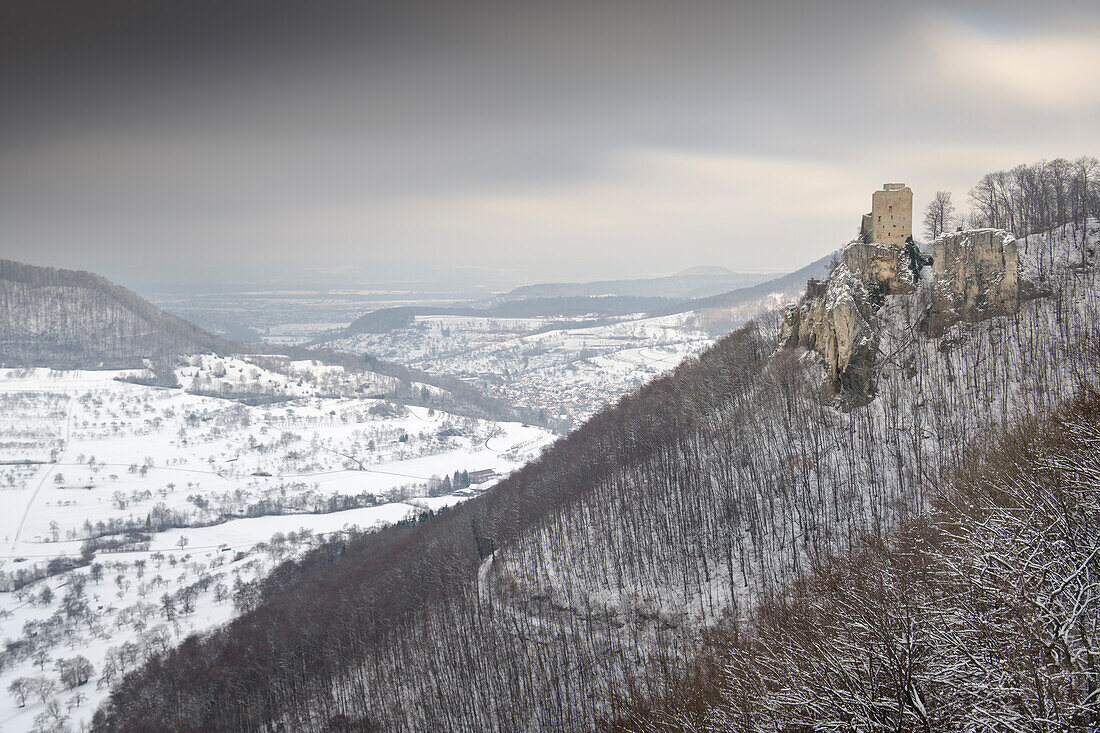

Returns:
849,183,920,296
783,183,1024,402
859,183,913,246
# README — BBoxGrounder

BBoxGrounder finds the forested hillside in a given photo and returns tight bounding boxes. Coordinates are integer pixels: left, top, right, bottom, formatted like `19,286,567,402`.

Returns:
93,168,1100,731
611,384,1100,731
0,260,228,367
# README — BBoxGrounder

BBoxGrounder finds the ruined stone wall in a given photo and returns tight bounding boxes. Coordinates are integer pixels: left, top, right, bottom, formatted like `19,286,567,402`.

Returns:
841,241,915,294
860,213,874,242
929,229,1019,335
871,183,912,246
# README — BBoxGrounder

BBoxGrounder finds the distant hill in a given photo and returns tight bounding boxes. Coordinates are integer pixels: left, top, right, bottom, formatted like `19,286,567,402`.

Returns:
0,259,562,428
0,259,230,368
656,251,837,316
497,266,773,301
332,257,835,340
334,295,677,339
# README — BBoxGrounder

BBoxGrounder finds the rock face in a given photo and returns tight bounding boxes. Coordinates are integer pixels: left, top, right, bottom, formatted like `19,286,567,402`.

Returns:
928,229,1019,335
781,264,879,399
781,238,914,399
841,242,915,295
783,227,1023,402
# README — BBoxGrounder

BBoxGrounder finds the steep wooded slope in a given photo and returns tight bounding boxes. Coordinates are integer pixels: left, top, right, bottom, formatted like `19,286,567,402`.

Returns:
0,259,228,367
612,385,1100,731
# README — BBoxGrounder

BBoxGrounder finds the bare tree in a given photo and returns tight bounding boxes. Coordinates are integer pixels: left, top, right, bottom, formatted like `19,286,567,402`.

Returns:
923,190,955,240
8,677,33,707
30,675,56,704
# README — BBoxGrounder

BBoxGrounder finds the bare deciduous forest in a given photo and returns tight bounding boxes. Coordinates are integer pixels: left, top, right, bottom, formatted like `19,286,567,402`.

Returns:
610,384,1100,731
0,260,228,368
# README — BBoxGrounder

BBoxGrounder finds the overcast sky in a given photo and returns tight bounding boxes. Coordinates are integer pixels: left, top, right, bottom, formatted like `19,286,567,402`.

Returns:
3,0,1099,290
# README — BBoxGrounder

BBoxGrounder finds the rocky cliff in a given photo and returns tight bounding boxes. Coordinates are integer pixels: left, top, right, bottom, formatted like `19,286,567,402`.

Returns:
928,229,1020,335
780,267,880,397
783,228,1022,400
841,241,916,295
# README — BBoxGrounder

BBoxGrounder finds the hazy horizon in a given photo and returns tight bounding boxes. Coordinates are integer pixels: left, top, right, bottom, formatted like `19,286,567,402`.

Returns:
3,0,1099,291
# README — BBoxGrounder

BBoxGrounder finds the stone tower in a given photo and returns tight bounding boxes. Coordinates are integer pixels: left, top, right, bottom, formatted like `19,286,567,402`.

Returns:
870,183,912,245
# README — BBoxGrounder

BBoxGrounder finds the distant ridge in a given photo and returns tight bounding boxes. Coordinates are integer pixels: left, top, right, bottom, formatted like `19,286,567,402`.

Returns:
674,265,735,277
330,255,835,339
498,267,772,301
0,259,230,368
654,251,837,315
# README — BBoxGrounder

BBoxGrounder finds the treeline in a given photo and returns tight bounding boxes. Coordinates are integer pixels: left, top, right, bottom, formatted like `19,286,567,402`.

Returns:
610,386,1100,731
244,342,566,431
968,156,1099,242
337,295,679,337
2,555,90,592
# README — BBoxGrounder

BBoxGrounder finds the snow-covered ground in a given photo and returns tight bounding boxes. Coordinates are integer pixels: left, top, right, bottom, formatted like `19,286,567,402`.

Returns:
0,365,554,732
326,311,719,424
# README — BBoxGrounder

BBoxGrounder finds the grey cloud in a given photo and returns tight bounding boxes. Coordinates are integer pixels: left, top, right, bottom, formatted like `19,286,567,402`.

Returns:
1,0,1098,287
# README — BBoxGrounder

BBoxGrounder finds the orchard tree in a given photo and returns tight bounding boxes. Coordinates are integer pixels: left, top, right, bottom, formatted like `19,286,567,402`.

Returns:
8,677,32,707
33,698,68,732
160,593,176,621
31,675,56,703
56,655,94,688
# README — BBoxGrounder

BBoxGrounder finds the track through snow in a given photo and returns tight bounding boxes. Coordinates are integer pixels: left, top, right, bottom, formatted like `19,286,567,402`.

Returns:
2,396,73,568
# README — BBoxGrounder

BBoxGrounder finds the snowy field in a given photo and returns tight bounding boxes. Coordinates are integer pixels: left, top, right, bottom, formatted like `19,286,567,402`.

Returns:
327,311,720,424
0,363,554,732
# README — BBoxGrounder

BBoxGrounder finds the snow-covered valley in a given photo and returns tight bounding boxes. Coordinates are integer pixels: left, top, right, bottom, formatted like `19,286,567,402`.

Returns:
0,360,554,732
324,311,722,425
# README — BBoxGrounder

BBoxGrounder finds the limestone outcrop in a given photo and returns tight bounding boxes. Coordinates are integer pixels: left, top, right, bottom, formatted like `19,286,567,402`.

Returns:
841,242,916,295
783,227,1023,402
928,229,1019,335
781,264,879,399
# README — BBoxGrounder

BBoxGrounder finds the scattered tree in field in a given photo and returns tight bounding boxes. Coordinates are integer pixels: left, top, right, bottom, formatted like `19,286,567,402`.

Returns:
30,675,56,703
8,676,33,707
31,698,68,733
160,593,176,621
55,655,94,689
